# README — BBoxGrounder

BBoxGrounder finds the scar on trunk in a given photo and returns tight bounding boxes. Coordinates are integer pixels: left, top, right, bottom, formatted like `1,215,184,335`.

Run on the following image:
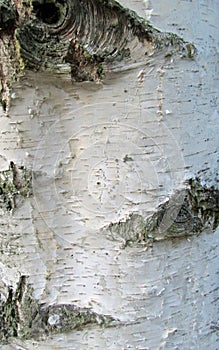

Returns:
0,276,116,342
105,178,219,247
0,0,196,112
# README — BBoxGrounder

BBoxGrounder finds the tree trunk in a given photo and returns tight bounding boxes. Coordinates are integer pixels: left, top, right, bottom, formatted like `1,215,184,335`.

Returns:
0,0,218,349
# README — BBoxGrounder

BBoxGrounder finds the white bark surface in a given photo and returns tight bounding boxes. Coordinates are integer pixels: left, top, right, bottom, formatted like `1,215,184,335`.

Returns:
0,0,218,349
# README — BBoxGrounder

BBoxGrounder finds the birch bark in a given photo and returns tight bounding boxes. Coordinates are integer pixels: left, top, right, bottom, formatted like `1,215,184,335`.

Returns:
0,0,218,349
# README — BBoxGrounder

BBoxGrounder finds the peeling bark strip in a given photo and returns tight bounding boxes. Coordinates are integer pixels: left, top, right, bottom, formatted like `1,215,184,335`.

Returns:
0,276,116,342
0,0,196,111
0,162,32,211
106,179,219,245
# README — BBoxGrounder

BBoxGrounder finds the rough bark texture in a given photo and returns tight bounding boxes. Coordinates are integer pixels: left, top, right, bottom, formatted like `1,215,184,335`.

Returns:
0,0,218,349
